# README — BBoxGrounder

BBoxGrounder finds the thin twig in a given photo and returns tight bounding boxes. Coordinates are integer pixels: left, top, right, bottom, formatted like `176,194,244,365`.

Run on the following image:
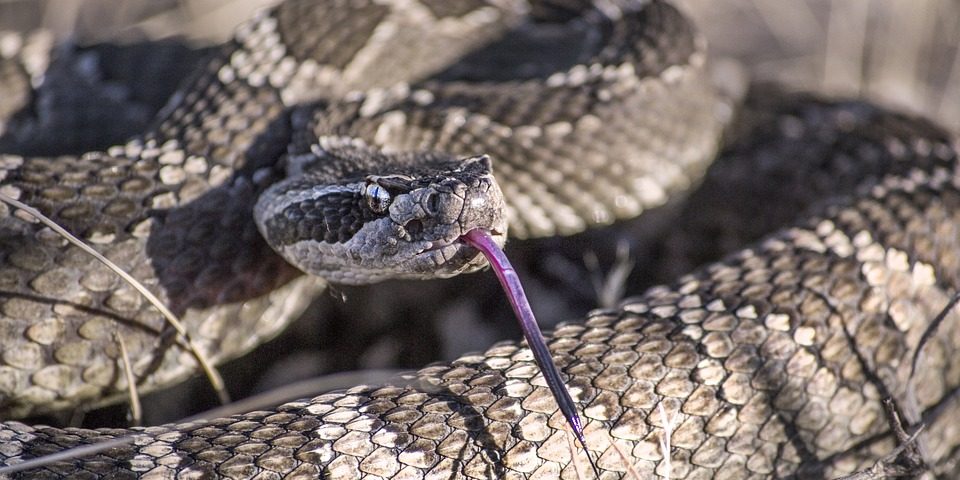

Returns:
833,425,927,479
910,292,960,378
0,193,229,404
114,331,142,426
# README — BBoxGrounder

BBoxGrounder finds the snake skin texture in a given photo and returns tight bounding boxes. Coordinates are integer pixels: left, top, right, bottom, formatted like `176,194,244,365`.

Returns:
1,0,960,478
2,99,960,478
0,1,727,417
0,0,726,419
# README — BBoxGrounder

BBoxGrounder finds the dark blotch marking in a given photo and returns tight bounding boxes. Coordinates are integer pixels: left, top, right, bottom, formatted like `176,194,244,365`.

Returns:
274,0,391,69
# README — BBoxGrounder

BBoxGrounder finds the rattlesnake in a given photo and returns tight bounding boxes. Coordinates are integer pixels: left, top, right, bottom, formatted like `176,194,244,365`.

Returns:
1,0,959,478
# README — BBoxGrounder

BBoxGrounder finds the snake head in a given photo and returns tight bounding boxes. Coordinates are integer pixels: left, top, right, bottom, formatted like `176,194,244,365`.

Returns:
255,153,507,285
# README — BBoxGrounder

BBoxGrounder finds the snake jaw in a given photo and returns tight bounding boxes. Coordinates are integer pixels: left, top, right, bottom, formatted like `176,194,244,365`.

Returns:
414,227,507,270
411,227,507,276
417,226,506,254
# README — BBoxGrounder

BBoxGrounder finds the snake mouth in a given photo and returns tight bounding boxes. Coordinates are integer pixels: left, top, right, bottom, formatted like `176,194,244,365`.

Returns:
456,227,507,262
411,229,506,275
416,227,502,246
415,229,506,256
458,228,507,250
460,228,506,246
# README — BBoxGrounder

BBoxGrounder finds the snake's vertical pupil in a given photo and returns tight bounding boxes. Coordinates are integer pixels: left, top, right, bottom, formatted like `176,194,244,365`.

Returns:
425,192,440,215
365,182,391,213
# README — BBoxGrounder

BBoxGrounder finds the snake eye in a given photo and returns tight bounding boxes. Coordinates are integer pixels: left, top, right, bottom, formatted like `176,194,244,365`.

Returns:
364,182,391,213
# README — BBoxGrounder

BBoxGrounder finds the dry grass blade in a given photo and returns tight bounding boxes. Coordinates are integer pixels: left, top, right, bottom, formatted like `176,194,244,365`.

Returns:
940,46,960,127
834,425,927,479
748,0,821,50
609,440,644,479
0,436,135,475
822,0,868,95
0,193,229,405
657,402,680,479
565,425,593,479
180,369,404,423
583,240,634,309
0,369,409,475
115,331,142,426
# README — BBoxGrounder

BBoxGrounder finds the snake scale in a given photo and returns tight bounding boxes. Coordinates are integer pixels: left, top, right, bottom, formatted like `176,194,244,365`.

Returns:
1,0,959,478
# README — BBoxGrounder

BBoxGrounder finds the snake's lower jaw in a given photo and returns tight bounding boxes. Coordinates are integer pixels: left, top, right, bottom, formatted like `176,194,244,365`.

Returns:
411,227,507,278
457,227,508,272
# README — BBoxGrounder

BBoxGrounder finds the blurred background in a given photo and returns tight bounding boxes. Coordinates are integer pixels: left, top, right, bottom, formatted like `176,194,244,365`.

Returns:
3,0,956,130
1,0,958,427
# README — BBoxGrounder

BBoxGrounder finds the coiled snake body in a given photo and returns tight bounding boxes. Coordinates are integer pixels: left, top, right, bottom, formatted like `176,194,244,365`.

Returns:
1,0,959,478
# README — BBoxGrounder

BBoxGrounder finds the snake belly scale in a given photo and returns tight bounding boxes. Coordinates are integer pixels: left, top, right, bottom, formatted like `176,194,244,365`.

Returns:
1,0,960,478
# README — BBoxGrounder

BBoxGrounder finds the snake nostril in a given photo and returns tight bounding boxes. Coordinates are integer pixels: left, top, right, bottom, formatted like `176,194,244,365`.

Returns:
405,219,424,235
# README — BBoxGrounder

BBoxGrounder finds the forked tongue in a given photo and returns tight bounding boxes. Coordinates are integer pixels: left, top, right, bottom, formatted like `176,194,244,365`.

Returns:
461,229,600,477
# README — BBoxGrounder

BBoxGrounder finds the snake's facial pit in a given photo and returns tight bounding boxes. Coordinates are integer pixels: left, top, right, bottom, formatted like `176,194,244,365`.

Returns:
255,154,507,285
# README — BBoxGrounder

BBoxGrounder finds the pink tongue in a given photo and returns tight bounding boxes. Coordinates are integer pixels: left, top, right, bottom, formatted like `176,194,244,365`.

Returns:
461,229,595,469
